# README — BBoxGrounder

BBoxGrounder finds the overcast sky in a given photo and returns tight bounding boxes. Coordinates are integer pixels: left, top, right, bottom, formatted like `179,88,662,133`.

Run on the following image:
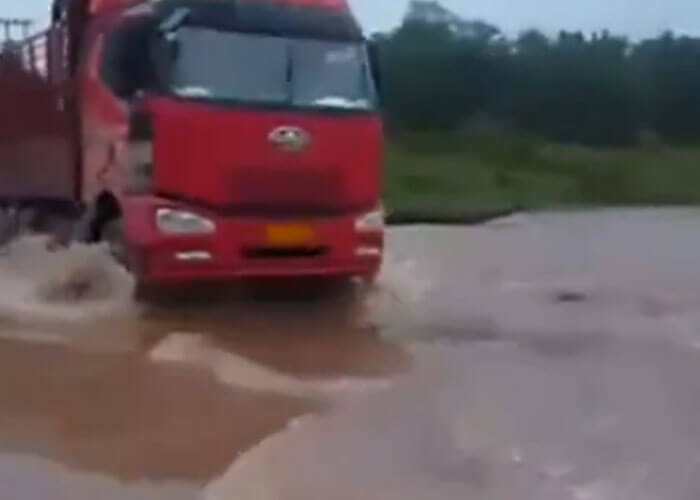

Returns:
7,0,700,39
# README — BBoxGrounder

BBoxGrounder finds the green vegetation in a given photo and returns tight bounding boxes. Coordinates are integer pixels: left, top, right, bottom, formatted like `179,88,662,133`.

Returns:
375,20,700,147
384,133,700,215
376,7,700,215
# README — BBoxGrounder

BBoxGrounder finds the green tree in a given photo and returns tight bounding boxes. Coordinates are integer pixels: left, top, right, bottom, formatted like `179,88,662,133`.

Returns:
375,13,700,146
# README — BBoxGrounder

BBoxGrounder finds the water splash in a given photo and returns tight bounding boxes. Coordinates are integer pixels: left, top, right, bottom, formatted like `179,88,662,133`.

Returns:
362,252,432,329
0,236,137,327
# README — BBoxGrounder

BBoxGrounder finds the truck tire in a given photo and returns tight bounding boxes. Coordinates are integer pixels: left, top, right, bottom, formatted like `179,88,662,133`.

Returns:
101,218,158,301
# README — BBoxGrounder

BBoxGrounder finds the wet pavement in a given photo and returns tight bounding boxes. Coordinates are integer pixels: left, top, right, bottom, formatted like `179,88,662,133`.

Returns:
3,208,700,499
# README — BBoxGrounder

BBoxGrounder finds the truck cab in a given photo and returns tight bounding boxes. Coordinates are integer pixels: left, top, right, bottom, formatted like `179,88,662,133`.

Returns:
58,0,385,285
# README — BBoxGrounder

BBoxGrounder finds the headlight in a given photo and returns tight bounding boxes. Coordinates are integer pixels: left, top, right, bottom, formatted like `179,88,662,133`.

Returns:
355,206,385,232
156,208,216,235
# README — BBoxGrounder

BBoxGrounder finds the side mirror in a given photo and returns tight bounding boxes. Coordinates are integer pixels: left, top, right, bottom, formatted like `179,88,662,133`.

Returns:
367,41,383,101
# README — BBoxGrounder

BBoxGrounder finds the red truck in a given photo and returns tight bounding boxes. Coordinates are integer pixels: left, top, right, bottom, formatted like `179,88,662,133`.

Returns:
0,0,385,290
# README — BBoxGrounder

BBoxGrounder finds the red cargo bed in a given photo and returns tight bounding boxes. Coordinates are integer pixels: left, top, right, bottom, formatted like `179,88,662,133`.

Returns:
0,26,76,203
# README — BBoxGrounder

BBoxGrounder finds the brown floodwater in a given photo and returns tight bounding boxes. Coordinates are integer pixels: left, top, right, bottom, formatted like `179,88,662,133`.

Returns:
3,209,700,499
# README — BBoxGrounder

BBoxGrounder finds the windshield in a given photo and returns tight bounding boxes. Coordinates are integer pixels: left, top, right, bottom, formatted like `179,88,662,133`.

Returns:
164,27,376,111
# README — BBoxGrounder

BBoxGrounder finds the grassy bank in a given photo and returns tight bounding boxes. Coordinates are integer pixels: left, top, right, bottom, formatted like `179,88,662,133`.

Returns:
384,132,700,217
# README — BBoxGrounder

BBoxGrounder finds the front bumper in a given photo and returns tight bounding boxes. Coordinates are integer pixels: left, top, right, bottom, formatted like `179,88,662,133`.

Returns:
120,196,383,285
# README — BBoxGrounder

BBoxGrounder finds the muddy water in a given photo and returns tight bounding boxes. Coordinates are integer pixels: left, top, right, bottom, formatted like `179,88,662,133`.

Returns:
4,209,700,499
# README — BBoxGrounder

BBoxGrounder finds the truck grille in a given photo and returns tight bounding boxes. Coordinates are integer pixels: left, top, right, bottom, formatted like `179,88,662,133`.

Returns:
243,247,328,260
230,167,345,211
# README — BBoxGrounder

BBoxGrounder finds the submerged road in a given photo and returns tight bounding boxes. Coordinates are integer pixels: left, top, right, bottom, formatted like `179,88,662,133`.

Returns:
2,208,700,499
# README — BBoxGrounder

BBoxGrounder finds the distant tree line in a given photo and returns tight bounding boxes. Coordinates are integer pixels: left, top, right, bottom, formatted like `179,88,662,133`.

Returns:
374,20,700,146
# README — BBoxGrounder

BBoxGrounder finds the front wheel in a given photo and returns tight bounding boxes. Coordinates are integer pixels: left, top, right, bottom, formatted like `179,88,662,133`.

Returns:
100,218,157,301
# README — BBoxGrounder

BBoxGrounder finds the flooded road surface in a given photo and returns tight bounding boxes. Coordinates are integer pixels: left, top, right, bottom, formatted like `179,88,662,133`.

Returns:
3,208,700,499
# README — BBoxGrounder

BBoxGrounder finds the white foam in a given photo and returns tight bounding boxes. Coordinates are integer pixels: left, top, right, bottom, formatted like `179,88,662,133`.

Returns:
0,237,137,328
362,252,432,329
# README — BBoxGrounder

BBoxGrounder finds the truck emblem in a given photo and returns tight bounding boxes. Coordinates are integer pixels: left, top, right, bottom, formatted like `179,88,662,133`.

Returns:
268,126,311,153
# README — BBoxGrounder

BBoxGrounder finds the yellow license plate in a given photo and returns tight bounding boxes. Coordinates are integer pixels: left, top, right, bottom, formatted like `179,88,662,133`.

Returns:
265,224,316,246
